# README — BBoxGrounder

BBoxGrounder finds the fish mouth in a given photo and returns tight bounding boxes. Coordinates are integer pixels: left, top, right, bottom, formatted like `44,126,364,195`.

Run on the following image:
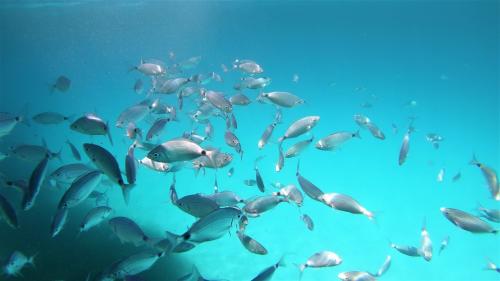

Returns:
439,207,447,213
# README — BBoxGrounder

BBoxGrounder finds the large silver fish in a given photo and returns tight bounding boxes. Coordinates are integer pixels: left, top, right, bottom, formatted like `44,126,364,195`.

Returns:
22,156,50,210
278,116,320,143
440,207,497,234
261,91,304,108
316,131,360,151
147,139,215,164
71,114,113,145
470,155,499,200
320,193,374,220
57,170,102,209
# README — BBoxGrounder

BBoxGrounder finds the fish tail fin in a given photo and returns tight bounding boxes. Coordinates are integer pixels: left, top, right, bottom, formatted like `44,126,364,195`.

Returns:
296,263,306,280
296,160,301,176
278,136,285,143
121,184,135,205
19,103,31,127
485,258,497,271
54,147,63,162
469,153,479,166
28,252,38,268
65,114,76,123
353,130,361,139
106,121,114,146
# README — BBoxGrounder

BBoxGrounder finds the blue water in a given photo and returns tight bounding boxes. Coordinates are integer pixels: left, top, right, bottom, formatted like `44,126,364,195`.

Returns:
0,1,499,280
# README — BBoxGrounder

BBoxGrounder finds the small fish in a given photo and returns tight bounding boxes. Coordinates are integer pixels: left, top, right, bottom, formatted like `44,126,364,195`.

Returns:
105,250,164,279
477,204,500,223
131,59,165,76
320,193,374,220
10,144,61,162
233,59,264,74
0,193,18,229
426,133,444,149
224,130,243,158
49,163,93,188
239,215,249,232
203,90,232,113
51,75,71,93
373,255,391,277
420,220,432,261
255,166,265,193
65,139,81,161
126,122,142,140
354,114,385,140
338,271,376,281
301,214,314,231
292,74,299,83
227,167,234,177
231,113,238,129
470,154,499,200
22,157,50,210
298,251,342,278
258,122,277,149
116,103,152,128
71,114,113,145
230,93,252,106
261,91,304,108
285,136,314,158
437,168,445,182
241,76,271,89
80,206,113,232
204,191,243,207
175,193,219,218
438,236,449,255
138,157,169,172
452,172,461,182
243,195,288,217
50,207,69,238
2,251,36,277
278,116,320,143
485,259,500,274
32,112,72,124
316,131,360,151
109,216,149,246
250,256,286,281
296,161,324,202
205,121,214,139
244,179,257,186
275,145,284,172
146,118,170,141
57,170,102,209
390,243,422,257
148,139,215,164
237,231,268,255
398,127,413,166
440,207,497,234
125,145,137,185
133,78,143,94
0,113,26,138
272,184,304,206
391,123,398,134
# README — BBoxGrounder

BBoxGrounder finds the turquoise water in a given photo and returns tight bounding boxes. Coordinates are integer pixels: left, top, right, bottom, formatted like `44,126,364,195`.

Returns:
0,1,499,280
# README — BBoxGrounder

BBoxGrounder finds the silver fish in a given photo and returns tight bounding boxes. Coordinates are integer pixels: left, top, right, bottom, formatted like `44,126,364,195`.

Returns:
66,140,81,161
243,195,288,216
10,144,61,162
237,230,268,255
133,78,143,94
296,161,324,202
106,250,164,279
224,130,243,158
437,168,445,182
285,136,314,158
316,131,360,151
398,129,411,165
230,93,252,105
261,91,304,108
205,121,214,139
204,191,243,207
241,77,271,89
477,204,500,223
22,157,50,210
374,255,391,277
301,214,314,231
299,251,343,276
420,221,432,261
272,184,303,206
58,170,102,209
32,112,71,124
440,207,497,234
175,193,220,218
132,60,165,76
234,59,264,74
275,145,284,172
227,167,234,177
137,157,170,172
125,145,137,185
0,193,18,229
116,103,151,128
0,113,25,138
438,236,449,255
154,77,190,94
278,116,320,143
147,139,215,163
80,206,113,232
49,163,93,188
470,155,499,200
109,216,149,246
50,207,69,238
250,257,286,281
320,193,374,220
204,90,232,113
390,243,421,257
51,75,71,92
179,207,242,244
338,271,376,281
126,122,142,140
2,251,35,277
244,179,257,186
485,259,500,274
255,166,265,193
71,114,113,145
258,122,277,149
452,172,461,182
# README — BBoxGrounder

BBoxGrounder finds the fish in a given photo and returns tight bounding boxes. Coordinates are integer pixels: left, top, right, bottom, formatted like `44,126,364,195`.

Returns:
175,193,220,218
177,56,202,70
204,191,243,207
57,170,102,209
205,121,214,139
285,136,314,158
244,179,257,186
0,193,18,229
231,113,238,129
250,256,286,281
298,251,343,278
278,116,320,143
316,131,360,151
51,75,71,93
0,113,26,138
224,130,243,158
243,195,288,217
22,156,50,210
80,206,113,232
292,74,299,83
125,145,137,185
204,90,233,113
108,216,149,246
438,236,449,255
193,152,233,172
237,231,268,255
398,128,412,165
320,193,374,220
32,112,72,124
301,214,314,231
452,172,461,182
296,161,325,202
227,167,234,177
337,271,376,281
485,259,500,274
147,139,215,164
258,122,277,149
104,250,164,279
9,144,61,162
241,77,271,89
275,145,284,172
133,78,143,94
137,157,169,172
437,168,445,182
71,113,113,145
126,122,142,140
373,255,391,277
261,91,304,108
2,251,36,277
233,59,264,74
239,215,249,232
83,143,133,204
131,59,165,76
390,243,422,257
179,207,242,244
470,155,499,200
420,220,432,261
426,133,444,149
116,103,152,128
477,204,500,223
440,207,497,234
66,140,81,161
50,207,69,238
255,166,265,193
272,184,303,206
354,114,385,140
49,163,93,188
153,77,190,94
